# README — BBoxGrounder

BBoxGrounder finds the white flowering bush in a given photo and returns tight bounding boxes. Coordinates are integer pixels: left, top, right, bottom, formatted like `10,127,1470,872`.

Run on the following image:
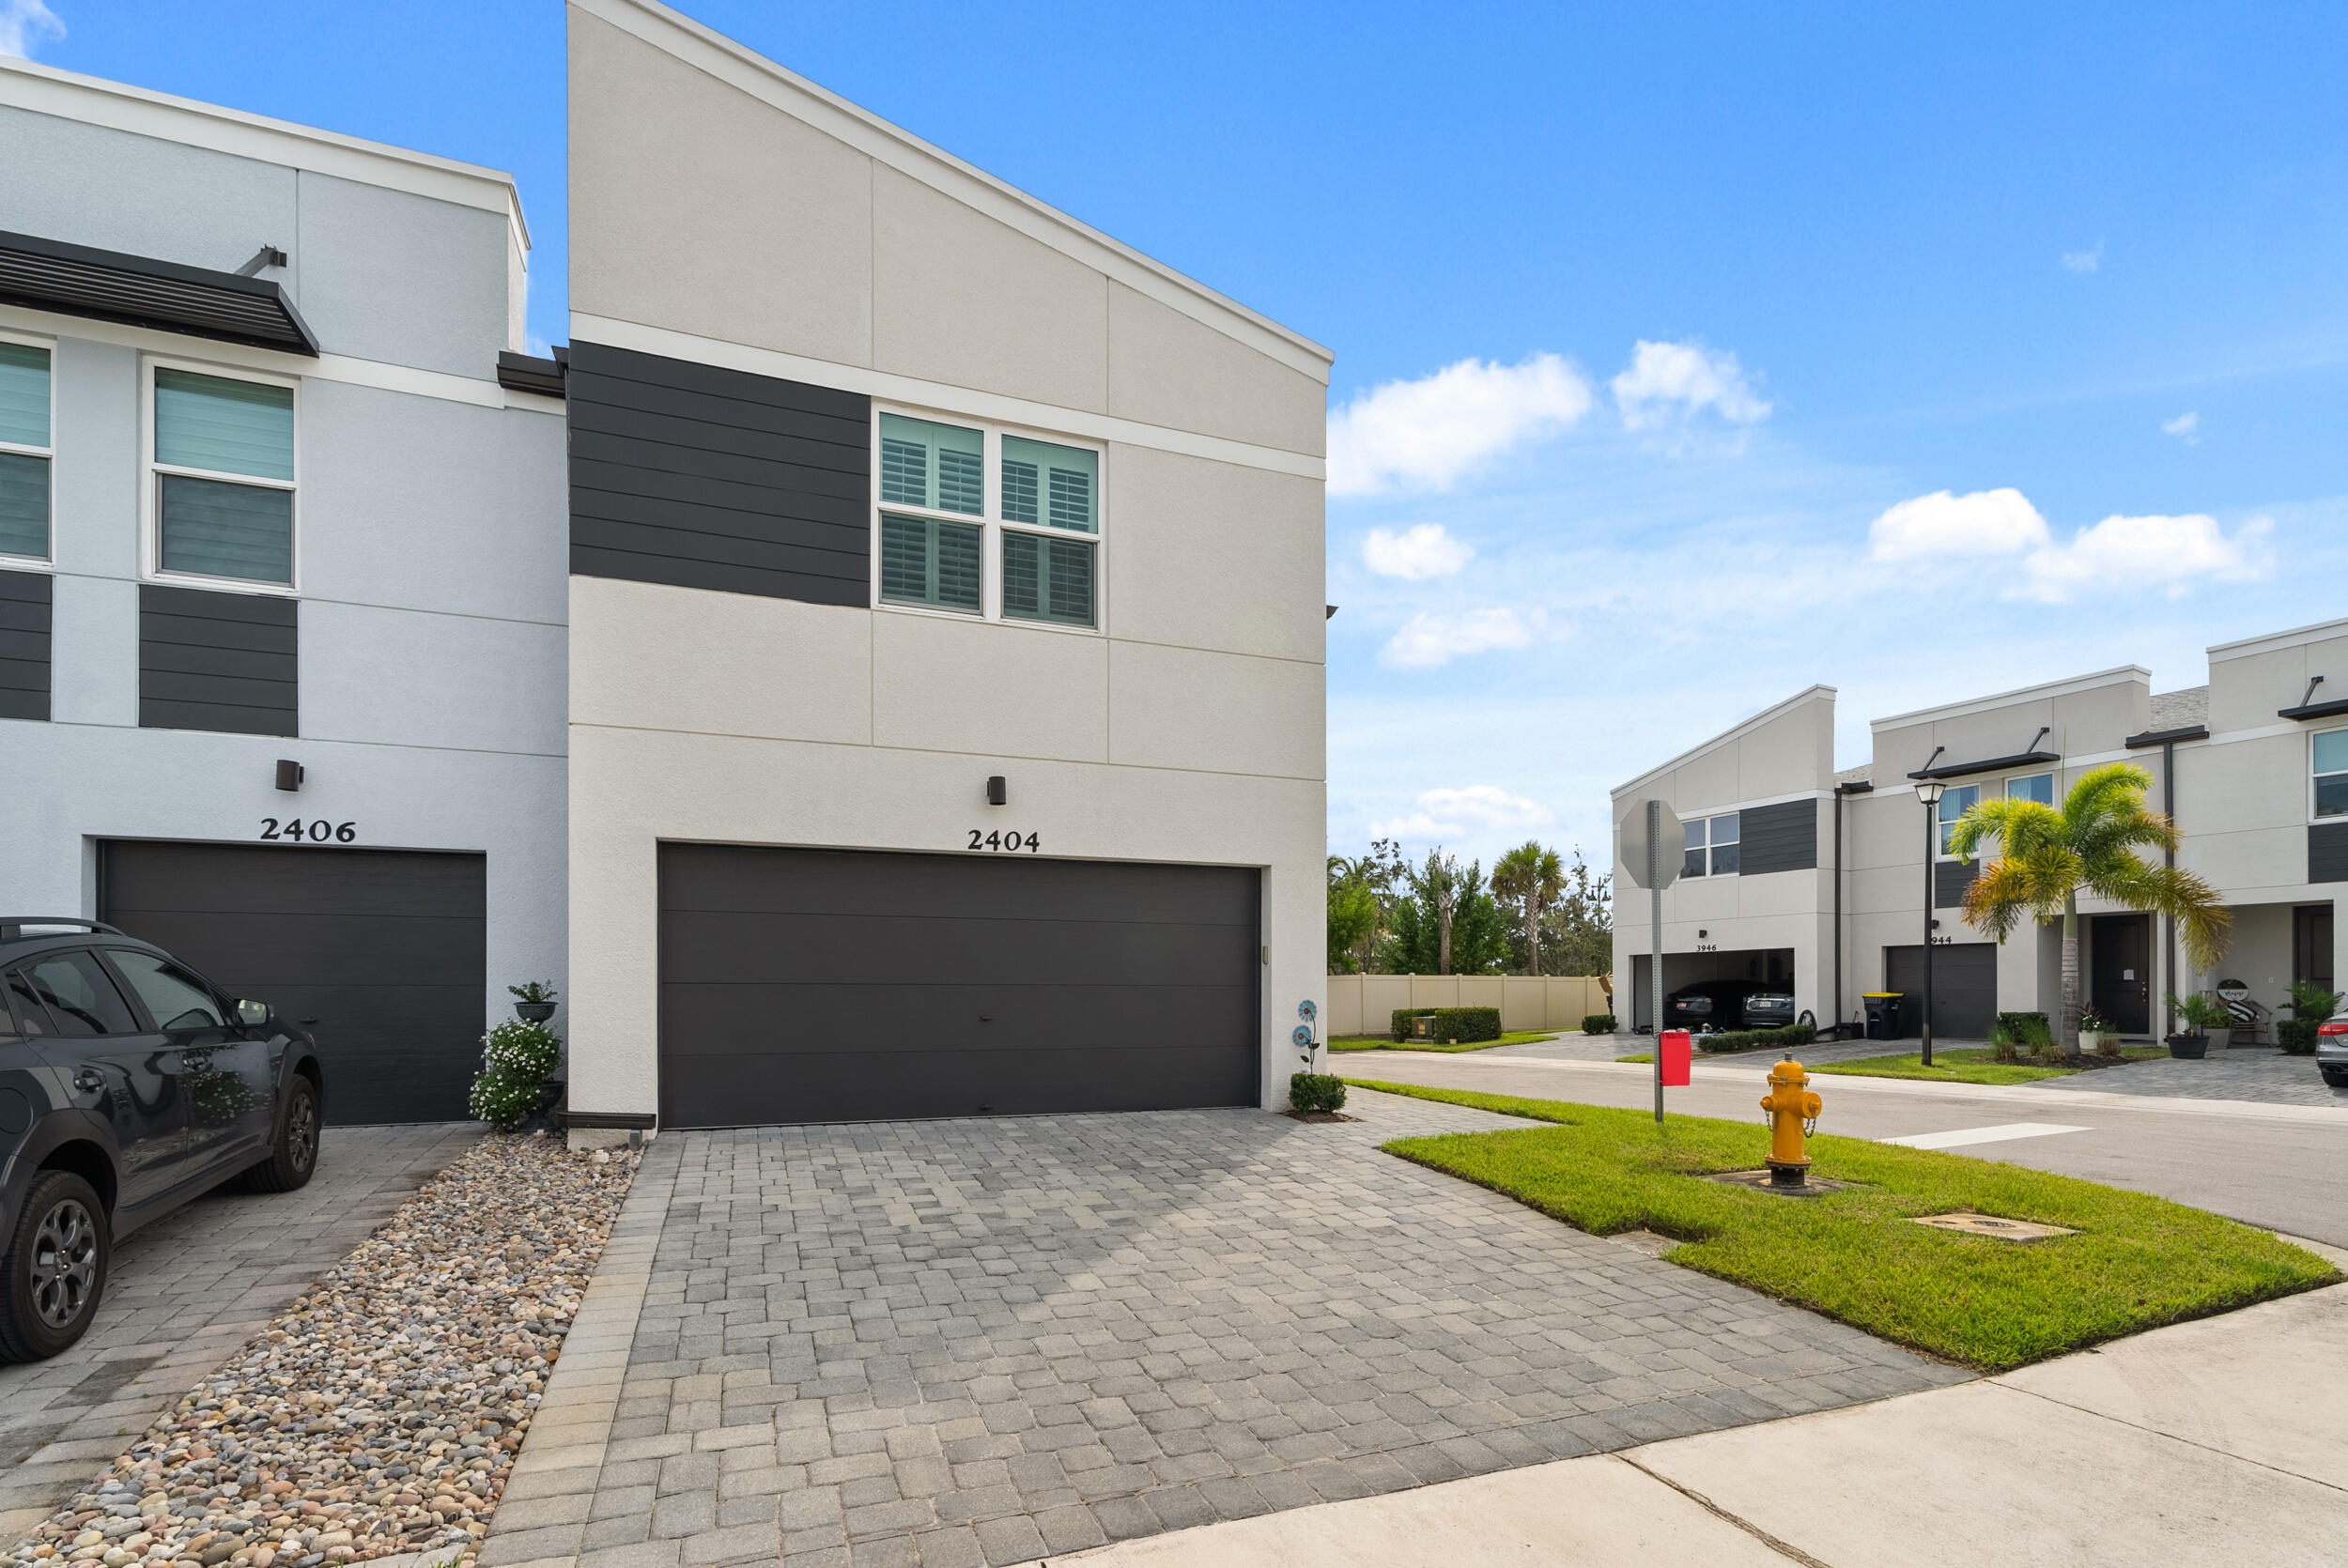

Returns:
469,1018,563,1131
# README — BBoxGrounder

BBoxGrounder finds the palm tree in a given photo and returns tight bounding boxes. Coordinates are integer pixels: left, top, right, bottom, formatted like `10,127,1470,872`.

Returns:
1491,841,1566,975
1948,761,2230,1058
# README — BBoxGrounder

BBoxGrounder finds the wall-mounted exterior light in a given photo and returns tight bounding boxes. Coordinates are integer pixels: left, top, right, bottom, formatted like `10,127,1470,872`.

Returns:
274,759,304,792
986,776,1007,807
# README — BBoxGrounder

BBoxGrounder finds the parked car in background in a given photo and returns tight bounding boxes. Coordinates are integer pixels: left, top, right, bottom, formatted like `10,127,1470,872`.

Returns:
1665,980,1795,1033
2319,1010,2348,1088
0,919,324,1361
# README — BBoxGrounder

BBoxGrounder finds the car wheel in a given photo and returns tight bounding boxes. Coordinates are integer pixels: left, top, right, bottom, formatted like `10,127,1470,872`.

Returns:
0,1170,111,1363
239,1075,321,1194
2323,1068,2348,1088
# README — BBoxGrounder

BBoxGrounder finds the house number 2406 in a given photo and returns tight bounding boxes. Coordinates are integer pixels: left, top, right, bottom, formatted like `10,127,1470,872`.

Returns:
967,829,1040,853
261,819,357,843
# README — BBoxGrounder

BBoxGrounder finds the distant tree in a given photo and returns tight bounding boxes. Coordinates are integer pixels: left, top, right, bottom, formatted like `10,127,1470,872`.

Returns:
1491,841,1566,975
1380,851,1507,975
1326,858,1380,973
1327,839,1408,972
1534,850,1614,976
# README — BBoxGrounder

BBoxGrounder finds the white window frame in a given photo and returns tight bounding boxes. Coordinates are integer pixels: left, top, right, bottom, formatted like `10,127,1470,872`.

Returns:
1935,782,1982,859
868,402,1107,636
2311,728,2348,823
2005,771,2055,807
140,353,301,596
0,326,55,568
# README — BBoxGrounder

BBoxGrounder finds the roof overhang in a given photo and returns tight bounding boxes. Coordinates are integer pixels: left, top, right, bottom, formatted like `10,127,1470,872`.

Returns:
2124,724,2212,749
1907,748,2061,781
496,349,566,398
0,229,317,356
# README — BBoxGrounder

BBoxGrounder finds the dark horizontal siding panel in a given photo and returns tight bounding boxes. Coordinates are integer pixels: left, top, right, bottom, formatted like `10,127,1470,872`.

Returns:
1935,858,1980,909
140,582,297,628
569,546,870,607
2309,822,2348,884
567,341,872,607
567,394,868,473
0,568,49,721
140,697,297,737
572,508,869,574
140,583,296,736
1737,799,1817,876
569,341,869,423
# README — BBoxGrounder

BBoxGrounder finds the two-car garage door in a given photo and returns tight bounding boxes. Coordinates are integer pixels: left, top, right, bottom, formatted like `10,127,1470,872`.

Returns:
657,844,1261,1128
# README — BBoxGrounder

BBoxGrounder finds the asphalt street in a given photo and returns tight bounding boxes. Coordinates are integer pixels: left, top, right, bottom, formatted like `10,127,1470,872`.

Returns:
1336,1048,2348,1248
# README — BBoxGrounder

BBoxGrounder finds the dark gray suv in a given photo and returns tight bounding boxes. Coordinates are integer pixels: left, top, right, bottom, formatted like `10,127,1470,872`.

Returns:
0,918,324,1361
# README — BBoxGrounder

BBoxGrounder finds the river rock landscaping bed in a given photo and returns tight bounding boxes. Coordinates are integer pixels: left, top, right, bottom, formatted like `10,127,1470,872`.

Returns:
6,1135,638,1568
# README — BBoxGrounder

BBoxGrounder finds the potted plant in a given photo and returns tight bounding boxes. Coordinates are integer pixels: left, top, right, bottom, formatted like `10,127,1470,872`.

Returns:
2165,992,2228,1058
509,980,559,1023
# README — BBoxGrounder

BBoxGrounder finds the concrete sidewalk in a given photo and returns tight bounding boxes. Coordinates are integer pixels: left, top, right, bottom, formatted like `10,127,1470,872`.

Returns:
1022,1266,2348,1566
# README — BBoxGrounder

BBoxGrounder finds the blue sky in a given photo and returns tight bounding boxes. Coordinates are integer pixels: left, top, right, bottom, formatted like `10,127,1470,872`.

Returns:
14,1,2347,872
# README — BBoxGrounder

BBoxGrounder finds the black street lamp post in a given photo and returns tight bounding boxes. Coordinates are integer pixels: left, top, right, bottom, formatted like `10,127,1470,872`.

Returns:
1916,779,1944,1067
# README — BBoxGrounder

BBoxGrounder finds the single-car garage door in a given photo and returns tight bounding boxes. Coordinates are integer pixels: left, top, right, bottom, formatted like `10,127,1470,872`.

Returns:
100,841,487,1125
658,844,1260,1127
1885,943,1999,1039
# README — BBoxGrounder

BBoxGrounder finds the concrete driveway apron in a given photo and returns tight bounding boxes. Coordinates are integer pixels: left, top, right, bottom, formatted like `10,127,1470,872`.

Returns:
485,1091,1964,1568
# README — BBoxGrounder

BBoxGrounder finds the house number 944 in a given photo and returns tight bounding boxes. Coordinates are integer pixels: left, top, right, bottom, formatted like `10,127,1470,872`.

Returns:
261,819,357,843
967,829,1040,853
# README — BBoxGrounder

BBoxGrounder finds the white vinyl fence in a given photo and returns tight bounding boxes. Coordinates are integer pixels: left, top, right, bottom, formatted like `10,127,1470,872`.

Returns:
1325,974,1614,1037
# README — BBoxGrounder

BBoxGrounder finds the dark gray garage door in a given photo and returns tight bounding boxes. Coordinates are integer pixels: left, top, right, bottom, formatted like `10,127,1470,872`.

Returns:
1885,943,1999,1039
657,844,1260,1127
99,841,487,1126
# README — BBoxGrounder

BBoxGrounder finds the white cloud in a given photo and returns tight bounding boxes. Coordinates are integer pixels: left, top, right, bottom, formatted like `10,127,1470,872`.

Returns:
1326,353,1593,497
1867,488,2050,563
0,0,62,57
1370,784,1552,842
1362,522,1474,579
2062,240,2104,274
2163,411,2201,444
1611,340,1770,432
1379,607,1535,669
2017,513,2270,603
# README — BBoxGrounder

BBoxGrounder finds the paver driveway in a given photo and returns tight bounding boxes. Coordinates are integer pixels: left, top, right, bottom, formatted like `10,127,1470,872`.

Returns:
0,1122,478,1540
488,1090,1965,1568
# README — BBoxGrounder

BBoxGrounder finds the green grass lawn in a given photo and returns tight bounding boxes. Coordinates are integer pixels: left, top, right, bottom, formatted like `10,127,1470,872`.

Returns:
1343,1078,2337,1371
1813,1045,2168,1086
1328,1031,1556,1053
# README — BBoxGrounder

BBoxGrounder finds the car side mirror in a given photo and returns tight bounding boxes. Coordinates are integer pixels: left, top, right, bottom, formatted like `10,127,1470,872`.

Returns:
235,999,271,1028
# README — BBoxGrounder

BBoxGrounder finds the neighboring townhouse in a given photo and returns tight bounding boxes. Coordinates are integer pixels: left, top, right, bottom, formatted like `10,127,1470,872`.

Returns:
559,0,1331,1135
1612,617,2348,1040
5,0,1332,1138
0,55,570,1124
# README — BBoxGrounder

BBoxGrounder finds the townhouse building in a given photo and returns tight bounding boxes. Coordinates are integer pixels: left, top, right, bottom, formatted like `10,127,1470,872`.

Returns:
0,54,569,1124
1612,616,2348,1040
4,0,1331,1136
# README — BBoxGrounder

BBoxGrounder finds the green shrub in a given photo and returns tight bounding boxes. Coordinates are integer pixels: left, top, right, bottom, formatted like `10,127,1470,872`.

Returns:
1389,1007,1504,1043
2287,979,2341,1020
470,1018,563,1132
1691,1022,1815,1054
1289,1073,1348,1114
1995,1011,2049,1041
1581,1013,1617,1035
2278,1017,2322,1056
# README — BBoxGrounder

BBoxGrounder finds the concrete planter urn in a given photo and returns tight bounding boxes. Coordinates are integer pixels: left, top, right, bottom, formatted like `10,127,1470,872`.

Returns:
2165,1033,2208,1060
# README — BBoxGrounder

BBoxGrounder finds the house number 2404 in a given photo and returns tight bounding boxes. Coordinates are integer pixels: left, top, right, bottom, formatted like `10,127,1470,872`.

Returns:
967,829,1040,853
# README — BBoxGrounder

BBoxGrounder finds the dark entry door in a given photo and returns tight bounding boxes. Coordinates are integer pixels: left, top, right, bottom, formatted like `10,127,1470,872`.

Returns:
1883,943,1998,1038
2090,915,2153,1035
99,841,487,1125
2295,905,2334,991
657,844,1260,1128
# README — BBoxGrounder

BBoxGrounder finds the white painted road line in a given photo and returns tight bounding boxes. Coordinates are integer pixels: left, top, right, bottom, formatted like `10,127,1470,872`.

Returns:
1881,1122,2093,1150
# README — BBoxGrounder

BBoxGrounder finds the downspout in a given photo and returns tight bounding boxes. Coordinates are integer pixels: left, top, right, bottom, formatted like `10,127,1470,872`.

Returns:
2164,738,2177,1039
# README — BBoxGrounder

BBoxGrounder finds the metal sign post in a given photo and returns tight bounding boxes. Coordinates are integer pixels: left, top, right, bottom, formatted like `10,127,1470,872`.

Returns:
1620,799,1684,1126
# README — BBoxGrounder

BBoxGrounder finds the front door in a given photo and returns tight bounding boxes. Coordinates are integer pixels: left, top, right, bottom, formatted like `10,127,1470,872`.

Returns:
2091,915,2152,1035
2294,905,2334,991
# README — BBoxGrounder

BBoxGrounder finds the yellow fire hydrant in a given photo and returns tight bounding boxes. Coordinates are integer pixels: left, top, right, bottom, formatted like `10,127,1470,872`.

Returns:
1759,1054,1823,1187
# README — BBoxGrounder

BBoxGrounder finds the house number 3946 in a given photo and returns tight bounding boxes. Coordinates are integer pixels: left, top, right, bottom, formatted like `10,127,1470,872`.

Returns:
261,819,357,843
967,829,1040,853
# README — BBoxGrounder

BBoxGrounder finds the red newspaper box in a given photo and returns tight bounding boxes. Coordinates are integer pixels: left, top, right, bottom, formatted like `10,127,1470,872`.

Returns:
1660,1029,1692,1087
